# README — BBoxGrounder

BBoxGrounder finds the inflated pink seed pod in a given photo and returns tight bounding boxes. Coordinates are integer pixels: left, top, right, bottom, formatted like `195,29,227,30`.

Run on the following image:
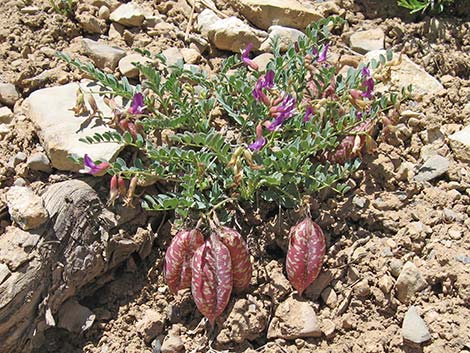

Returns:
217,226,252,293
286,217,326,296
191,233,233,326
164,229,204,294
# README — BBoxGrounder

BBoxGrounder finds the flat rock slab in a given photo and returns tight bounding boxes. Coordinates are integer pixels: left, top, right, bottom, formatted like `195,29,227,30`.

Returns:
24,82,123,172
260,25,305,52
234,0,323,30
350,28,384,54
207,16,267,52
109,3,145,27
81,38,126,70
414,155,450,182
365,50,444,98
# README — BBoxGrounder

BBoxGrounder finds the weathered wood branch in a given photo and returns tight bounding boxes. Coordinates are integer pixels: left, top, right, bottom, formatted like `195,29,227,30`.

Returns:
0,179,156,353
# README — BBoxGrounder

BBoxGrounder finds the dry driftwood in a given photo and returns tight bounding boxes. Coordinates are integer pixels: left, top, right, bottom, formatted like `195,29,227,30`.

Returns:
0,179,155,353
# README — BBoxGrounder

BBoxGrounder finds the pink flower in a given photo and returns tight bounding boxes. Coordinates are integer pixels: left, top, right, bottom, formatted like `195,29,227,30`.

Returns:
303,105,314,122
241,43,259,70
79,154,110,176
253,70,275,106
128,92,145,115
248,123,266,151
361,67,374,99
266,94,296,131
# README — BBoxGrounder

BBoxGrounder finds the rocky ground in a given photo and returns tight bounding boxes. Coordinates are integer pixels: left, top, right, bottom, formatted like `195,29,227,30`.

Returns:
0,0,469,353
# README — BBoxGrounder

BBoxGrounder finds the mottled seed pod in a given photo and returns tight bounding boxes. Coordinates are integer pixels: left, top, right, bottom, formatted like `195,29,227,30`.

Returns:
191,233,233,325
164,229,204,294
286,217,326,296
217,227,252,293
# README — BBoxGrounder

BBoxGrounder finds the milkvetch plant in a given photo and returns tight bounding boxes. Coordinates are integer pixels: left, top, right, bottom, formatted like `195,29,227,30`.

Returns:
60,16,409,323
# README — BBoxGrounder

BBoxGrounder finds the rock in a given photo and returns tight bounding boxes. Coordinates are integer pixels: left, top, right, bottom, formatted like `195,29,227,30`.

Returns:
109,22,124,40
161,331,184,353
414,155,450,182
26,152,52,172
321,287,338,307
455,255,470,265
349,28,385,54
197,9,221,37
77,13,107,34
162,47,184,67
304,270,333,300
260,260,291,302
180,48,201,64
390,258,404,279
118,53,152,78
217,298,268,344
0,106,13,124
352,195,367,208
321,319,336,339
0,227,40,271
13,178,26,187
0,263,10,284
136,309,165,343
378,275,394,294
109,3,145,27
402,306,431,345
20,5,40,14
81,38,126,70
207,17,267,53
0,82,20,107
449,126,470,162
0,123,10,136
353,279,371,298
260,25,305,52
267,296,322,339
252,53,274,71
6,186,49,230
57,298,95,333
364,50,444,98
11,152,27,167
98,5,110,20
24,82,123,171
395,261,427,303
234,0,323,30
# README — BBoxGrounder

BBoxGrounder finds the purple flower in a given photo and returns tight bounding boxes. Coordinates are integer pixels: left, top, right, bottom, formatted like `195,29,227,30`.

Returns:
267,94,296,131
303,105,314,122
360,67,374,99
128,92,145,115
317,44,329,63
248,123,266,151
241,43,259,70
253,70,275,106
79,154,110,176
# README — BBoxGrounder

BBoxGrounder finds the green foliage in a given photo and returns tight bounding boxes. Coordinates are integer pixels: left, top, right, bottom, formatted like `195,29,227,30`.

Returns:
49,0,75,17
61,16,407,224
397,0,454,14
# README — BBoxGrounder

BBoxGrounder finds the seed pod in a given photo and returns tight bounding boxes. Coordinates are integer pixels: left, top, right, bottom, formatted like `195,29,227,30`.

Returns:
286,217,326,296
107,175,119,206
217,227,252,293
164,229,204,294
191,233,233,325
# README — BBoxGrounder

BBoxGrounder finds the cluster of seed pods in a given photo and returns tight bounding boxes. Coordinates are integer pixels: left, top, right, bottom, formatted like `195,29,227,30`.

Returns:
164,226,252,325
